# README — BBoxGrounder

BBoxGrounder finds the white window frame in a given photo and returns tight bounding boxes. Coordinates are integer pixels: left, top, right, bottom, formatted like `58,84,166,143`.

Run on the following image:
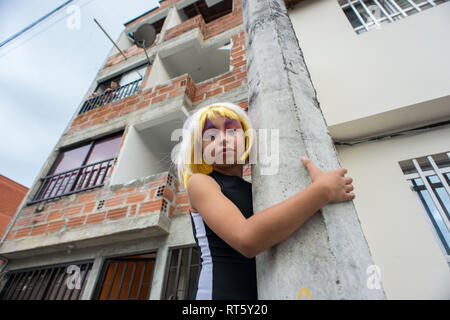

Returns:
401,151,450,265
338,0,450,34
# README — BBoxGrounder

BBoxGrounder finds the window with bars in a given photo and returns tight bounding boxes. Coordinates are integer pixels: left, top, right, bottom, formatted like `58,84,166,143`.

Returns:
0,260,93,300
30,131,123,204
399,151,450,262
92,252,156,300
338,0,450,34
161,245,201,300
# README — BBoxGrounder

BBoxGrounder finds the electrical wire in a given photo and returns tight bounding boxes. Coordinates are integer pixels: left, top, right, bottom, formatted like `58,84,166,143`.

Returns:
0,0,74,48
0,0,95,59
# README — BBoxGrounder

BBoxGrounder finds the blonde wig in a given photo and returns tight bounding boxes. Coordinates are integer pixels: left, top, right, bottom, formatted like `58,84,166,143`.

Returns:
175,102,254,189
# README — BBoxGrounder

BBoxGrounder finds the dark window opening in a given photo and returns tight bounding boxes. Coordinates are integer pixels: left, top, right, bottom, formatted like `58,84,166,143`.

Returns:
151,17,166,35
162,245,201,300
30,131,123,204
183,0,233,24
0,260,93,300
92,252,157,300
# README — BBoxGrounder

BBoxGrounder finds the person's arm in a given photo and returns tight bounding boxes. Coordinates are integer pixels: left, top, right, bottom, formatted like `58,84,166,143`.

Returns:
187,157,354,259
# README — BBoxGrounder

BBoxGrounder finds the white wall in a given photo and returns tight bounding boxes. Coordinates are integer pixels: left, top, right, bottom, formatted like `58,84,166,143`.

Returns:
288,0,450,136
336,125,450,299
111,126,159,185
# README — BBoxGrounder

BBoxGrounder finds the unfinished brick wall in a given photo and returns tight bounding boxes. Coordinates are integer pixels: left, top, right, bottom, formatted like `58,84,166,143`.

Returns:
5,173,177,241
69,31,247,135
2,0,252,246
105,0,243,70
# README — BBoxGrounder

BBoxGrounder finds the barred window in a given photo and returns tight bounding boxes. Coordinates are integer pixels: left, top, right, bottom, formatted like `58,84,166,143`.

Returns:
0,260,93,300
162,245,201,300
92,252,156,300
338,0,450,34
399,151,450,262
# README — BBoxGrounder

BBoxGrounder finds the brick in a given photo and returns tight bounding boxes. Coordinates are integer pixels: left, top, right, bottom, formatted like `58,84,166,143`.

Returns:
206,87,223,98
129,205,137,217
126,193,147,204
47,220,65,233
86,212,106,225
48,210,63,221
77,192,96,203
176,194,189,205
107,207,127,220
151,94,168,104
139,199,163,215
15,227,32,238
83,202,96,214
17,217,32,227
31,224,48,236
163,187,174,203
169,87,186,97
67,216,86,228
115,186,136,196
218,76,236,86
224,80,242,92
192,94,204,102
232,60,247,68
64,205,83,216
106,196,125,208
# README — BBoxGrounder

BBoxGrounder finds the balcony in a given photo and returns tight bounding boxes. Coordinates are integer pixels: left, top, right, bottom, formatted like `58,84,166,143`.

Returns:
79,79,143,115
29,158,115,204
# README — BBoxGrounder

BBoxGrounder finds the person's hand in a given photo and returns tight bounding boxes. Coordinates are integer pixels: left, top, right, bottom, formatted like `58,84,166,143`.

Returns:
301,156,355,203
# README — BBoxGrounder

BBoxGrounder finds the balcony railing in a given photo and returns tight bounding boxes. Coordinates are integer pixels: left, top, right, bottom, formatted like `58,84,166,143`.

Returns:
30,158,115,204
79,79,143,115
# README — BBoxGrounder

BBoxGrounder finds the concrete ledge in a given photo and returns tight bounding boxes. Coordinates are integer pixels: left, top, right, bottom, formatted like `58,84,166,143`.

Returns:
0,211,171,260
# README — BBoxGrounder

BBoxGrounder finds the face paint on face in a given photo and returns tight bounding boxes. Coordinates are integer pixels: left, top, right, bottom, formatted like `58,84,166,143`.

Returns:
202,117,217,135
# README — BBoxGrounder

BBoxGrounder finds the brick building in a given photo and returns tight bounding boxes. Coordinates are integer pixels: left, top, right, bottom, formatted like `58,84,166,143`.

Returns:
0,175,28,244
0,0,449,300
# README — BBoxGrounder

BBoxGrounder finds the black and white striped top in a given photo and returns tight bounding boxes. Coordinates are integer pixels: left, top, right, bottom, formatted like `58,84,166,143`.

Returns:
189,169,258,300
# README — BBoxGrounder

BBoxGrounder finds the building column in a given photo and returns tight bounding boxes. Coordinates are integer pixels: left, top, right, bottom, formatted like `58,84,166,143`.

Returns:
243,0,386,299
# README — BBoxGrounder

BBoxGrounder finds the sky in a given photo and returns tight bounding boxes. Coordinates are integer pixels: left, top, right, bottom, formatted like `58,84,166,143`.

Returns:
0,0,160,188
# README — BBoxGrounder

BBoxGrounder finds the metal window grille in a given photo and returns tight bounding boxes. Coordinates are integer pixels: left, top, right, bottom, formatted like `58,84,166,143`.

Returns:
92,252,157,300
0,260,93,300
338,0,450,34
162,245,201,300
30,132,123,204
79,78,143,115
399,151,450,261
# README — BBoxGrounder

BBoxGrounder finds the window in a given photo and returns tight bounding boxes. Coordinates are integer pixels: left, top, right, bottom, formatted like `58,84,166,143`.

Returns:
182,0,233,24
338,0,450,34
399,152,450,262
30,132,123,204
0,261,93,300
161,245,201,300
80,64,149,114
92,252,156,300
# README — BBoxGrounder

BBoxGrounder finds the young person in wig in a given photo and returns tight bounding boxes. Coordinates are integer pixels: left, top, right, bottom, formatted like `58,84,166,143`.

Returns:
175,102,355,300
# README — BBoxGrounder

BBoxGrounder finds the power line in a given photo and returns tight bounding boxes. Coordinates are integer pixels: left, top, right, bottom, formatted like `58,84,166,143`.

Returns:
0,0,95,59
0,0,74,48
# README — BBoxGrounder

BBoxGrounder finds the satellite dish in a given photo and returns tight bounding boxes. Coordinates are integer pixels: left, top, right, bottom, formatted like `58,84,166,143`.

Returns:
133,23,156,48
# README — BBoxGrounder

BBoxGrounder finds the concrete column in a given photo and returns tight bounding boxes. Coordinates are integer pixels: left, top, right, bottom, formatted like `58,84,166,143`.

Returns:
243,0,386,299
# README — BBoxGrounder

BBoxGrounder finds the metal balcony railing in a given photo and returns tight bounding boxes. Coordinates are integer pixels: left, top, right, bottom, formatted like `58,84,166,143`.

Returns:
30,158,115,204
79,79,143,115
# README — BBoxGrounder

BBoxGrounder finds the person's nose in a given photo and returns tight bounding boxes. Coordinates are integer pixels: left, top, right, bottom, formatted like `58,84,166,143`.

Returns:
219,130,234,148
